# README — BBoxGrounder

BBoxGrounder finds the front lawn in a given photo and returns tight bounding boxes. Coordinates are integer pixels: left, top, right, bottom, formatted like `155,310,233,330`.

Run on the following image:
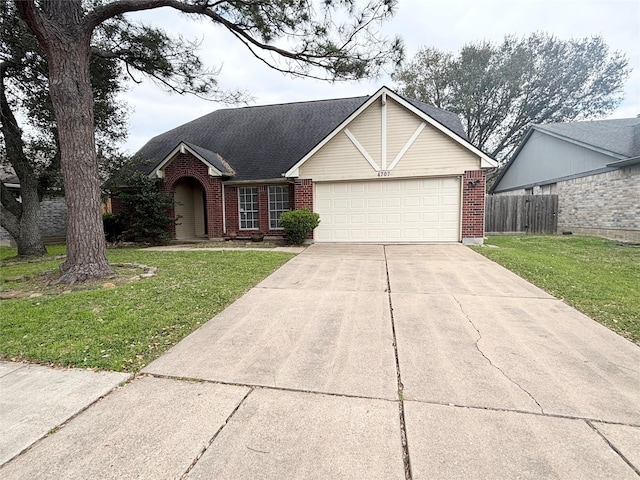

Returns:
0,246,294,371
473,235,640,345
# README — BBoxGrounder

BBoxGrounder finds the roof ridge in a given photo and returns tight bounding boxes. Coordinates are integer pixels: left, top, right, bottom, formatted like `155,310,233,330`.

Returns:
535,117,640,128
215,94,371,112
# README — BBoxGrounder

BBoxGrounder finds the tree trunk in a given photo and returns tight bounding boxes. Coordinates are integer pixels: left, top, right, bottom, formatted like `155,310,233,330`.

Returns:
0,187,48,257
46,35,113,283
0,59,47,257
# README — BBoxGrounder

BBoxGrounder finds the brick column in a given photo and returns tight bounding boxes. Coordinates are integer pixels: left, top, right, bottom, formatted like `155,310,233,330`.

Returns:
294,179,313,210
293,179,314,240
461,170,486,245
225,186,238,236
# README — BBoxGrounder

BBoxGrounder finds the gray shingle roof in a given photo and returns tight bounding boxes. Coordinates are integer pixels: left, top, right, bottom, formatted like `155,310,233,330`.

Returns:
534,117,640,159
182,142,235,176
135,91,468,181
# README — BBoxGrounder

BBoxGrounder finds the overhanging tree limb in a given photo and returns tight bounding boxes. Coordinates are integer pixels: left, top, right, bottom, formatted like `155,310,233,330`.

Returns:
12,0,401,281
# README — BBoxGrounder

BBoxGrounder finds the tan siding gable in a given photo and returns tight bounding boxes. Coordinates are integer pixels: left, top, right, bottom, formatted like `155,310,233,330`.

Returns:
347,99,382,162
299,103,380,180
299,97,480,182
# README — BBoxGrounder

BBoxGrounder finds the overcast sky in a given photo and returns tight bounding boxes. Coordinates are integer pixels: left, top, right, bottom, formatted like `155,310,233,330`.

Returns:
121,0,640,153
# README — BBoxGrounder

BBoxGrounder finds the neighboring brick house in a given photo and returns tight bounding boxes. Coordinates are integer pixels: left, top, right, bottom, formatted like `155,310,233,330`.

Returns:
0,172,67,246
131,87,496,244
491,118,640,243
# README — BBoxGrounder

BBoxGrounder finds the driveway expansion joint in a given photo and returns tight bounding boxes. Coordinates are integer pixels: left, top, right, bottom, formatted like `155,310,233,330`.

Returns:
405,398,640,429
142,371,397,403
586,420,640,476
452,294,546,415
179,387,254,479
383,245,413,480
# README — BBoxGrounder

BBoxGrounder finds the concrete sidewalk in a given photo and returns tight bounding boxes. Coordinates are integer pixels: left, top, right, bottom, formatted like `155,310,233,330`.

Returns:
1,244,639,478
0,362,129,465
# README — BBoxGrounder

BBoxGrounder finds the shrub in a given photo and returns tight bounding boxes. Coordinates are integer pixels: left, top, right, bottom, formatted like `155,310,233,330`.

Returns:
102,213,125,242
280,209,320,245
112,172,176,244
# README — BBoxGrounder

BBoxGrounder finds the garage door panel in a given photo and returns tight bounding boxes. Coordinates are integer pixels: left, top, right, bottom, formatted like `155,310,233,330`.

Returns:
368,213,383,223
317,198,333,209
331,199,346,209
404,212,420,223
404,196,420,207
315,178,460,242
442,194,459,205
385,197,402,208
385,229,402,240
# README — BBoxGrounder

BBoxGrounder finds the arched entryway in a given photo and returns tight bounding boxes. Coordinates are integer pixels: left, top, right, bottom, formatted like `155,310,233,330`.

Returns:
173,177,207,240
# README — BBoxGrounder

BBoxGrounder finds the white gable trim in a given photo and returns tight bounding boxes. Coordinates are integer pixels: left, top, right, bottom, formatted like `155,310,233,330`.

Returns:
381,91,387,169
284,86,497,177
344,129,380,171
388,122,426,171
148,142,223,179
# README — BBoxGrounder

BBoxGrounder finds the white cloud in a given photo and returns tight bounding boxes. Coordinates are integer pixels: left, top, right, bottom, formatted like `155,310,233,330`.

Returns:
119,0,640,153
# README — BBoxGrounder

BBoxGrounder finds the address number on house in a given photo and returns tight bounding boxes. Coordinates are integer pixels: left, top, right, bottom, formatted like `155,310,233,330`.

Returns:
377,170,392,177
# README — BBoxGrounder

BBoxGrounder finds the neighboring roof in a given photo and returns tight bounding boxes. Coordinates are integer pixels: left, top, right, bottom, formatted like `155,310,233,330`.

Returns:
0,168,19,188
491,117,640,193
535,117,640,159
136,87,475,182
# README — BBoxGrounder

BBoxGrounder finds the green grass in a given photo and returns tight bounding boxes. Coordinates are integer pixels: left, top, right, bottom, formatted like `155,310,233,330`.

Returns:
473,235,640,345
0,246,294,371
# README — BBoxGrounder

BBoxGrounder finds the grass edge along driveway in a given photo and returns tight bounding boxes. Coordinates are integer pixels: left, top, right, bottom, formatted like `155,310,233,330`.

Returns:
473,235,640,345
0,247,295,372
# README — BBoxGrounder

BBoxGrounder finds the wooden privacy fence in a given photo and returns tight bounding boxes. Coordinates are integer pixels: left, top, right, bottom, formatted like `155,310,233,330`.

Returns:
485,195,558,234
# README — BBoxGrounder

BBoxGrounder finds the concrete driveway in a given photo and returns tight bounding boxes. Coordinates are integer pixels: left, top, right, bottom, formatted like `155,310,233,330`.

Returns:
2,244,639,479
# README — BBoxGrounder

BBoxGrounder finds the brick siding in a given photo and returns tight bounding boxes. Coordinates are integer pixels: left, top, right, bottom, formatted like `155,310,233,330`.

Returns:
161,153,224,238
294,179,313,210
557,165,639,242
0,195,67,246
461,170,486,242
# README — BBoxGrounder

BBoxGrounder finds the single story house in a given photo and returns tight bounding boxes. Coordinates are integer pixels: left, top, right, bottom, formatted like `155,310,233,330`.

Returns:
129,86,496,244
0,170,67,246
491,118,640,243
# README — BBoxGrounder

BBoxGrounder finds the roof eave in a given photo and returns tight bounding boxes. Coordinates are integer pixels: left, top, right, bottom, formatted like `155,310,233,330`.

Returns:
148,142,225,179
606,156,640,168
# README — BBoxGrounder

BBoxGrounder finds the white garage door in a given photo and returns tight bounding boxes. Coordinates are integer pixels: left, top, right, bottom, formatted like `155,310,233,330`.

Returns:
314,177,461,242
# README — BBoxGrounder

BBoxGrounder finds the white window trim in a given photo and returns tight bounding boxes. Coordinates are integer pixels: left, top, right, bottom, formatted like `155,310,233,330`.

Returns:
268,185,289,230
238,186,259,230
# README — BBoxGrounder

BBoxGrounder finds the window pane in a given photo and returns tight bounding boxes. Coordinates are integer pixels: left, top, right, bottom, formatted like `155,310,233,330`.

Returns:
268,185,289,229
238,187,258,229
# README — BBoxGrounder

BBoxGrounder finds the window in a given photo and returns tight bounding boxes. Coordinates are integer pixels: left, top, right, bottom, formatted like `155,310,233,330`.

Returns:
540,183,557,195
269,185,289,229
238,187,258,230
